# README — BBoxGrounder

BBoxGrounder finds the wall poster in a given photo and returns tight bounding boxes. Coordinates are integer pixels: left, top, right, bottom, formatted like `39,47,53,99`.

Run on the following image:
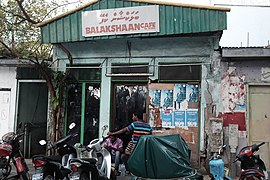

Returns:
174,110,185,127
161,109,173,127
173,84,187,110
148,83,199,128
186,110,199,127
161,90,173,109
149,90,161,107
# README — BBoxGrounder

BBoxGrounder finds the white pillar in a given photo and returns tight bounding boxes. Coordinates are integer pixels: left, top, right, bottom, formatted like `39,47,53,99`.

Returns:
99,59,111,137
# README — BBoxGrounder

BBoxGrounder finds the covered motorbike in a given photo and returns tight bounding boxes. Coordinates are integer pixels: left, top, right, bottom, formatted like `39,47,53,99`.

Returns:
128,134,203,179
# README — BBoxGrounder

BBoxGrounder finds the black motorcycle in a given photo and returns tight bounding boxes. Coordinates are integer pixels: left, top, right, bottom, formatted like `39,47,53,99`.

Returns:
234,142,268,180
31,123,78,180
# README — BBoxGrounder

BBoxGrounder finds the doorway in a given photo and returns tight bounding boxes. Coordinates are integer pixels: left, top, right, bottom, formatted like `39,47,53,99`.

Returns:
248,85,270,170
112,84,147,148
16,82,48,157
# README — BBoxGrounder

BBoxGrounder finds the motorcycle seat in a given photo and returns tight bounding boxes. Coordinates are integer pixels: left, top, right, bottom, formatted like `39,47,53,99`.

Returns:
241,169,264,178
70,158,97,164
32,154,62,163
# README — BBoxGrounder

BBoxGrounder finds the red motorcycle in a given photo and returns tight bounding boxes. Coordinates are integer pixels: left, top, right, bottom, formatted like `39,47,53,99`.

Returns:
0,126,29,180
234,142,268,180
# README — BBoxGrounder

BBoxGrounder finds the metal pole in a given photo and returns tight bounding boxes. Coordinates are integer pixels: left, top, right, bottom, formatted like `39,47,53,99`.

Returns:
80,83,86,144
230,151,237,178
23,123,29,158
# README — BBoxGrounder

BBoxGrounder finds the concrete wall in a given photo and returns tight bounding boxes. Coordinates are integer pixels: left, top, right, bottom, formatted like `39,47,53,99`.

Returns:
220,59,270,134
219,58,270,174
0,66,17,136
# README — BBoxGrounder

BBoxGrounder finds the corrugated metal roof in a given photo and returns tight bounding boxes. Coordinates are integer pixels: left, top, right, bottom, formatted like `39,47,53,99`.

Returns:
36,0,230,27
222,46,270,58
222,46,270,49
38,0,229,44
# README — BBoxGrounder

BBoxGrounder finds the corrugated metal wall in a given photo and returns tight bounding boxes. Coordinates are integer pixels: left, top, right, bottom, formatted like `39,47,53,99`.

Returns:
40,0,227,43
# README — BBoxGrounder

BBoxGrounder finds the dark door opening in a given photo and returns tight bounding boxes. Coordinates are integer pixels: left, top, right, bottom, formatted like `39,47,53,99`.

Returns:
17,82,48,157
112,84,147,148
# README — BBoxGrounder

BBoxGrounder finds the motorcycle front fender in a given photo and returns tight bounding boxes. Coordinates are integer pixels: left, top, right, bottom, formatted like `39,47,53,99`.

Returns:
100,148,111,179
15,157,25,173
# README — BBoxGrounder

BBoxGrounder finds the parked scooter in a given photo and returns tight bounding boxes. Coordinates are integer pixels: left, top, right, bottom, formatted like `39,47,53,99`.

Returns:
69,125,116,180
0,123,29,180
234,142,268,180
209,145,231,180
32,123,78,180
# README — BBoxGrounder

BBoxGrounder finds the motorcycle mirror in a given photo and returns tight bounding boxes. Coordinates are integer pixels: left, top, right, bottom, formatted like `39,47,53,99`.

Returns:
69,122,76,130
17,122,22,130
39,140,47,146
101,125,108,136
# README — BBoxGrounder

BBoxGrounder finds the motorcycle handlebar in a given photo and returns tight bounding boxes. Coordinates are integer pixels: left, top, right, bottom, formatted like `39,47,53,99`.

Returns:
233,158,238,163
15,133,25,139
258,142,265,147
86,136,109,152
49,132,78,149
252,142,265,152
72,133,79,138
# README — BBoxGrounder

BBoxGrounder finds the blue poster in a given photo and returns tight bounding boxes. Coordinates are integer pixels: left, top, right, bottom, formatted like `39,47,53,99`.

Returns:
173,84,187,110
161,90,173,109
186,84,199,102
149,90,161,107
161,110,173,127
174,110,185,127
186,110,198,127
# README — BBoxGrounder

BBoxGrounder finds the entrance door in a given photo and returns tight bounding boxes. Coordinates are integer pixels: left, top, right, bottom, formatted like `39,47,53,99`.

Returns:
113,84,147,148
17,82,48,157
249,85,270,170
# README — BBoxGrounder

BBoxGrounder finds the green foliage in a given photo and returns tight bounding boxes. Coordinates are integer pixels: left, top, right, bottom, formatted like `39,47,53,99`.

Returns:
0,0,56,59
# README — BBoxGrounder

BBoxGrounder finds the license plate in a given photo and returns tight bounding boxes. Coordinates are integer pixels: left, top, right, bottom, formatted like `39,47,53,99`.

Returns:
32,173,43,180
70,174,80,180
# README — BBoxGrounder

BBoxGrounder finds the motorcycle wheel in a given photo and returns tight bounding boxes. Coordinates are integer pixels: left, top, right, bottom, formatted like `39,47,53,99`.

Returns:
20,172,30,180
44,174,54,180
0,164,12,179
110,170,116,180
80,173,89,180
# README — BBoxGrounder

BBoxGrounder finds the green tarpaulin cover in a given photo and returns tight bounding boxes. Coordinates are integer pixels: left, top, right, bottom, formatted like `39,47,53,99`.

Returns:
128,134,199,179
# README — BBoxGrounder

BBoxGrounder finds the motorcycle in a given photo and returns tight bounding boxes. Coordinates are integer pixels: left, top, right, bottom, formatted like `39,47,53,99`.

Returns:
69,125,116,180
32,123,78,180
0,123,29,180
234,142,268,180
209,145,231,180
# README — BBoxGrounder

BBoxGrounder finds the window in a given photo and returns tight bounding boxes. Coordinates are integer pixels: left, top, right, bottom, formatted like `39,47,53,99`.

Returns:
159,65,201,81
111,64,149,81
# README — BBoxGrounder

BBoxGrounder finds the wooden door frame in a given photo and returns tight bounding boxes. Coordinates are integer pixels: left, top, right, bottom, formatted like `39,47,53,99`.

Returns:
247,83,270,144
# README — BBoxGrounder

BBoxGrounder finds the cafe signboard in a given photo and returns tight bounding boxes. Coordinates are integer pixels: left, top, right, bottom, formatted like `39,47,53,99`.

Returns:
82,5,160,37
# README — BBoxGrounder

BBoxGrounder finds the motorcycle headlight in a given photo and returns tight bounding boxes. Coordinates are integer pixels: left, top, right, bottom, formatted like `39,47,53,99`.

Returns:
2,132,15,142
